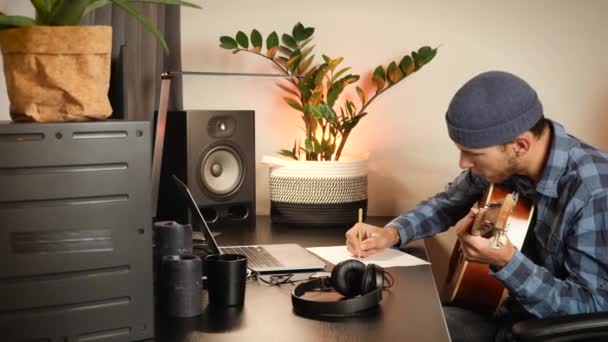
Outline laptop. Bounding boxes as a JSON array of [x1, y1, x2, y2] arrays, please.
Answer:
[[172, 175, 326, 273]]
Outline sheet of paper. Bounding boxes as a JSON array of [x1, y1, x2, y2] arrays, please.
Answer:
[[307, 246, 430, 268]]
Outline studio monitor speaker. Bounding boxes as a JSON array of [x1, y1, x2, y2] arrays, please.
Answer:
[[156, 110, 255, 227]]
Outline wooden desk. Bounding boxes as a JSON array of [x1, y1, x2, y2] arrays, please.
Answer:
[[154, 216, 450, 341]]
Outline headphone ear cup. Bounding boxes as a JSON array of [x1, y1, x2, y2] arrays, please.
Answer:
[[370, 264, 385, 291], [360, 264, 377, 294], [331, 259, 366, 297]]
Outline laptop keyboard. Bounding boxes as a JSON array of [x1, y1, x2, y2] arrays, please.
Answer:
[[220, 246, 283, 268]]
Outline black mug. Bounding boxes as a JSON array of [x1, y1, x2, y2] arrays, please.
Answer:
[[204, 254, 247, 307]]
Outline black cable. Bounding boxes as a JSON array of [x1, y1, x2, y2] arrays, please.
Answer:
[[383, 271, 395, 288], [192, 245, 215, 256], [256, 272, 325, 287]]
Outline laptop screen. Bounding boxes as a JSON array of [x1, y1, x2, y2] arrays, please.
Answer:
[[172, 175, 222, 254]]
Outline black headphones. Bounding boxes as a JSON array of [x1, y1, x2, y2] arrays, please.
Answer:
[[291, 259, 390, 318]]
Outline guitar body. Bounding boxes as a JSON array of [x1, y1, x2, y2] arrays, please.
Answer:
[[443, 185, 534, 313]]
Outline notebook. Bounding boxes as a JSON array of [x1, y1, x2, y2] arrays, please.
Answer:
[[172, 175, 326, 273]]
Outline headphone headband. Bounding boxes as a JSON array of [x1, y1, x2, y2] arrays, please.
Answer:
[[291, 277, 382, 318]]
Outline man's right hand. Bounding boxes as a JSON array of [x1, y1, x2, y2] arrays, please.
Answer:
[[345, 223, 401, 258]]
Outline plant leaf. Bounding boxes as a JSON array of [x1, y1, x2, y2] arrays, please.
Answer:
[[111, 0, 169, 52], [342, 74, 359, 85], [328, 57, 344, 70], [342, 113, 368, 132], [345, 100, 356, 117], [301, 27, 314, 40], [83, 0, 111, 18], [313, 64, 329, 86], [412, 51, 422, 71], [278, 149, 298, 160], [235, 31, 248, 49], [297, 79, 313, 101], [275, 56, 288, 67], [31, 0, 51, 23], [321, 104, 338, 124], [326, 74, 358, 107], [284, 97, 303, 111], [300, 44, 314, 59], [251, 29, 262, 51], [321, 139, 330, 153], [304, 138, 314, 153], [310, 104, 324, 120], [418, 46, 432, 57], [49, 0, 90, 25], [267, 46, 278, 58], [279, 46, 293, 57], [298, 54, 314, 74], [312, 136, 321, 154], [266, 31, 279, 50], [372, 66, 386, 93], [286, 50, 302, 73], [48, 0, 63, 15], [219, 36, 238, 49], [31, 0, 49, 12], [387, 61, 404, 85], [276, 83, 299, 98], [356, 86, 367, 106], [416, 46, 437, 67], [292, 23, 314, 42], [129, 0, 201, 8], [281, 33, 297, 49], [399, 55, 414, 76], [333, 67, 351, 81], [0, 15, 36, 28], [292, 22, 306, 41], [299, 37, 314, 50]]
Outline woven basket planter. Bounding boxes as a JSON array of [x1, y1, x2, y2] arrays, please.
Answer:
[[0, 26, 113, 122], [264, 156, 368, 227]]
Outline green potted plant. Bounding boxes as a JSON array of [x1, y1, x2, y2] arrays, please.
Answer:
[[0, 0, 201, 122], [219, 23, 437, 226]]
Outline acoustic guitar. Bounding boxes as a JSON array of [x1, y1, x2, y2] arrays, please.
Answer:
[[443, 184, 534, 314]]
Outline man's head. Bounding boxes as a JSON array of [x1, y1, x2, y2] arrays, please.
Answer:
[[445, 71, 547, 182]]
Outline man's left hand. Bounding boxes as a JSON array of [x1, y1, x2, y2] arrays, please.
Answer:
[[454, 208, 516, 268]]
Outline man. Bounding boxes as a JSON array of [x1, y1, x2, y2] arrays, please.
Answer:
[[345, 71, 608, 341]]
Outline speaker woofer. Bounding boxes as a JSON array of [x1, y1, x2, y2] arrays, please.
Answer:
[[199, 145, 244, 197], [157, 110, 255, 227]]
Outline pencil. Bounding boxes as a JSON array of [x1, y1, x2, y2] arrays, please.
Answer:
[[358, 208, 363, 258]]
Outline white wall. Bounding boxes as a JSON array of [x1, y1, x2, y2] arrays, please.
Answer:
[[182, 0, 608, 217], [1, 0, 605, 291], [182, 0, 608, 291], [0, 1, 34, 120]]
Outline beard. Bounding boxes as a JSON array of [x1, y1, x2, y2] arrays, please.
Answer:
[[474, 155, 520, 184]]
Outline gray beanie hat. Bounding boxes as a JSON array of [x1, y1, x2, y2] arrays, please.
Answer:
[[445, 71, 543, 148]]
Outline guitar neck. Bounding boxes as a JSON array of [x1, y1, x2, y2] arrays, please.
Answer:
[[494, 192, 518, 231]]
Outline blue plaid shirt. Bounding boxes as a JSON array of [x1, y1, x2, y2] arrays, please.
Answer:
[[387, 121, 608, 340]]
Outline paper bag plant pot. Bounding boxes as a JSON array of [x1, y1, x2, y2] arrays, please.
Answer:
[[0, 26, 112, 122]]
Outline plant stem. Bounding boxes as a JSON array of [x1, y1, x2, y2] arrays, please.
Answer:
[[334, 131, 350, 161], [240, 49, 298, 87], [240, 48, 317, 159], [334, 82, 398, 160], [359, 83, 391, 115]]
